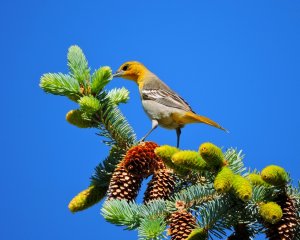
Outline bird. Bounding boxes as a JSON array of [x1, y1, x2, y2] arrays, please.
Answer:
[[113, 61, 227, 147]]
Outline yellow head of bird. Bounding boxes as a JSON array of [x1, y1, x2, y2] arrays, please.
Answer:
[[113, 61, 148, 82]]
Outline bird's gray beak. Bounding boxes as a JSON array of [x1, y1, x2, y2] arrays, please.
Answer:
[[112, 70, 124, 78]]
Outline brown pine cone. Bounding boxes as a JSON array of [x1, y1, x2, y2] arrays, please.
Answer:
[[169, 208, 197, 240], [143, 168, 176, 203], [107, 165, 143, 201], [122, 141, 165, 178], [265, 194, 299, 240]]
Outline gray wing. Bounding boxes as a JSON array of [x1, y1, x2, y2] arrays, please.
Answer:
[[141, 88, 195, 113]]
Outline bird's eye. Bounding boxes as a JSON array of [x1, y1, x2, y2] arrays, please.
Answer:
[[122, 65, 129, 71]]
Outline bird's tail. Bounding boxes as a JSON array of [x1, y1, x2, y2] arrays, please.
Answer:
[[183, 112, 228, 132]]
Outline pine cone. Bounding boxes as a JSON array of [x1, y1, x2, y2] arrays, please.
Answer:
[[107, 165, 142, 201], [232, 175, 253, 201], [265, 194, 298, 240], [122, 141, 164, 178], [199, 142, 225, 168], [68, 185, 106, 212], [214, 167, 234, 193], [66, 109, 93, 128], [143, 168, 176, 203], [169, 209, 197, 240]]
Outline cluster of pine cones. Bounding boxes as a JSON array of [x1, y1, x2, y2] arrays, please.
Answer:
[[107, 141, 176, 203], [107, 142, 203, 240], [106, 141, 299, 240]]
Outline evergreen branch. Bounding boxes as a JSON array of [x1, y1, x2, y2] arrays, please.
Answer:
[[78, 95, 101, 120], [138, 216, 166, 240], [90, 93, 136, 188], [107, 87, 130, 105], [225, 201, 260, 229], [171, 183, 216, 209], [221, 197, 262, 239], [67, 45, 90, 84], [250, 185, 278, 203], [101, 199, 141, 230], [91, 66, 112, 95], [40, 73, 81, 98], [195, 195, 235, 239], [197, 195, 231, 227], [96, 92, 136, 149], [224, 148, 245, 175], [41, 45, 300, 240], [91, 145, 124, 187], [139, 200, 168, 218]]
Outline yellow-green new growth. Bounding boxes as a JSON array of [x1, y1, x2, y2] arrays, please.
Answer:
[[187, 228, 207, 240], [214, 167, 235, 193], [259, 202, 283, 224], [154, 145, 179, 168], [232, 175, 253, 201], [78, 95, 101, 114], [154, 145, 188, 174], [91, 66, 112, 94], [66, 109, 93, 128], [261, 165, 288, 186], [247, 173, 269, 187], [171, 150, 208, 171], [199, 142, 224, 168], [68, 185, 106, 213]]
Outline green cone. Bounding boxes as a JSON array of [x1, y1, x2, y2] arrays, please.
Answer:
[[78, 95, 101, 115], [187, 228, 207, 240], [214, 167, 234, 193], [199, 142, 224, 168], [172, 150, 208, 171], [261, 165, 288, 186], [232, 175, 253, 201], [154, 145, 188, 174], [259, 202, 283, 224], [66, 109, 93, 128], [68, 185, 106, 213], [247, 173, 269, 187]]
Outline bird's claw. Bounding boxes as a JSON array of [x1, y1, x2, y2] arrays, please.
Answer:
[[137, 137, 146, 144]]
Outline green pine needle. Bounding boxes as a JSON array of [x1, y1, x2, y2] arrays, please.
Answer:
[[91, 66, 112, 94], [224, 148, 245, 174], [67, 45, 90, 84], [101, 199, 140, 230], [172, 184, 216, 209], [98, 92, 136, 148], [40, 73, 81, 97], [91, 145, 124, 187], [78, 95, 101, 119], [107, 87, 130, 105], [139, 200, 167, 219], [138, 216, 166, 240], [197, 196, 231, 238]]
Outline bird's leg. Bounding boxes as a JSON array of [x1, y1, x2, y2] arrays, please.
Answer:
[[176, 128, 181, 148], [140, 119, 158, 142]]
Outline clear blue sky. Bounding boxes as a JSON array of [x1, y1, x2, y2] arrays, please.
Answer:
[[1, 1, 300, 239]]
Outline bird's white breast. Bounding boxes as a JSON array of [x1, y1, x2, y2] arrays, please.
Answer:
[[141, 100, 185, 129]]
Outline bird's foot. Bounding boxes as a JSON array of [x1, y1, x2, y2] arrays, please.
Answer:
[[137, 137, 146, 144]]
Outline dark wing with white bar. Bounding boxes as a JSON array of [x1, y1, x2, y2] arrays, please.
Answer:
[[142, 89, 195, 113]]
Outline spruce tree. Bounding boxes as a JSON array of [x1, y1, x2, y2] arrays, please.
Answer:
[[40, 45, 300, 240]]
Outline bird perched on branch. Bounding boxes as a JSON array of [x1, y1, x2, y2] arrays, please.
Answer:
[[113, 61, 227, 147]]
